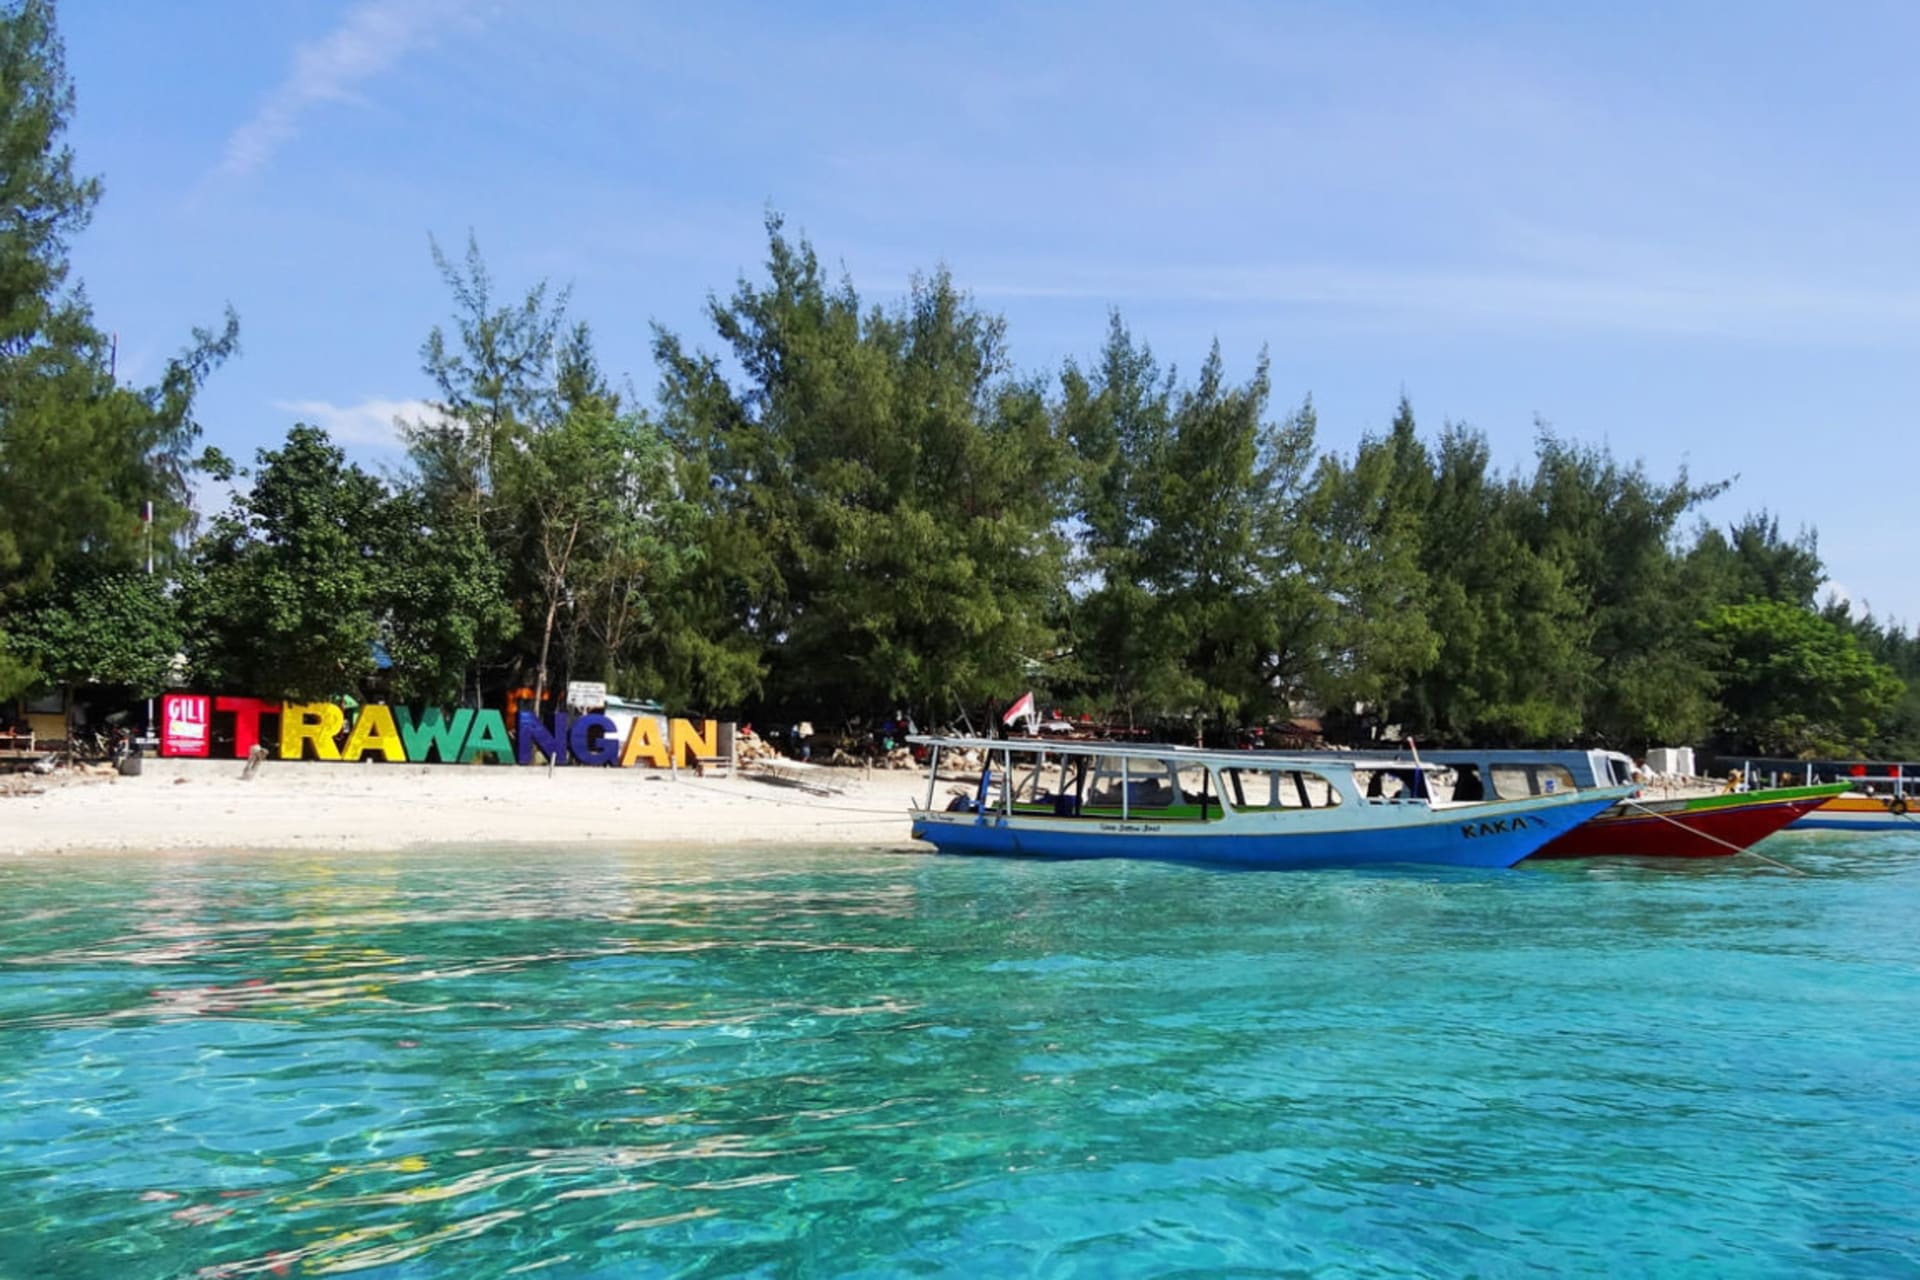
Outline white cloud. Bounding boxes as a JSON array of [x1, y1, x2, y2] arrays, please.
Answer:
[[274, 397, 441, 449], [219, 0, 471, 178]]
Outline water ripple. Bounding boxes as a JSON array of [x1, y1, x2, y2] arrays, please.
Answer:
[[0, 844, 1915, 1276]]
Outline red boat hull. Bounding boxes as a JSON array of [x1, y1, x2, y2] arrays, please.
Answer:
[[1527, 792, 1835, 859]]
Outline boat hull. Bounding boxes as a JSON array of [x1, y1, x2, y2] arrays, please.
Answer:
[[909, 791, 1625, 871], [1526, 785, 1845, 859], [1792, 793, 1920, 832]]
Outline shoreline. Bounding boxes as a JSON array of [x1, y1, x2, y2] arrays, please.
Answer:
[[3, 757, 929, 856]]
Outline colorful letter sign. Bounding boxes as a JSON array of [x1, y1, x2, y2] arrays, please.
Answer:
[[156, 694, 727, 771]]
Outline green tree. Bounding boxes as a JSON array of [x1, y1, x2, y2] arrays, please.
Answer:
[[1521, 430, 1727, 747], [0, 309, 237, 589], [405, 233, 567, 519], [1839, 608, 1920, 756], [1398, 426, 1591, 744], [1056, 314, 1183, 725], [377, 489, 515, 706], [402, 249, 690, 708], [1701, 598, 1905, 756], [7, 568, 180, 711], [506, 349, 683, 710], [1141, 357, 1317, 732], [0, 0, 95, 358], [0, 0, 236, 700], [652, 216, 1069, 720], [181, 426, 386, 701], [1296, 397, 1437, 718]]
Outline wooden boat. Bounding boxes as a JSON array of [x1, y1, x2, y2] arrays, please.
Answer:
[[1721, 759, 1919, 833], [1792, 791, 1920, 832], [1372, 748, 1847, 858], [1526, 784, 1847, 857], [906, 736, 1631, 870]]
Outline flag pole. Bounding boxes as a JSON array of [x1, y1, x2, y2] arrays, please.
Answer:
[[144, 498, 155, 746]]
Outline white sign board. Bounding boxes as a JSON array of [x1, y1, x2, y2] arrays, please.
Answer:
[[566, 681, 608, 711]]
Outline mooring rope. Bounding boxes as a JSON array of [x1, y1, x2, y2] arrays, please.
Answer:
[[1619, 797, 1806, 875]]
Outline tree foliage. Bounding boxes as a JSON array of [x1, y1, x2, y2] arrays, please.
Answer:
[[7, 568, 179, 697], [651, 216, 1070, 719], [377, 488, 515, 707], [0, 0, 95, 357], [1701, 599, 1905, 756], [180, 426, 388, 701], [395, 246, 687, 708], [1295, 397, 1437, 714], [0, 0, 235, 706]]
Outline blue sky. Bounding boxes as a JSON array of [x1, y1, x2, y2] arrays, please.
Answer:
[[55, 1, 1920, 625]]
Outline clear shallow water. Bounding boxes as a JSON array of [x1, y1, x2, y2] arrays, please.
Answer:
[[1, 836, 1917, 1279]]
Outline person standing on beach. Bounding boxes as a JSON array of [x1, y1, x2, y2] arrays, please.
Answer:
[[798, 721, 814, 762]]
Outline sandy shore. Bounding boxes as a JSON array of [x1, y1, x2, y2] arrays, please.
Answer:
[[1, 756, 935, 855]]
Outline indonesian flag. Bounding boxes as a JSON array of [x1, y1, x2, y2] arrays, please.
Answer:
[[1002, 691, 1036, 727]]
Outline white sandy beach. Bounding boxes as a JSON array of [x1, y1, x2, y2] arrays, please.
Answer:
[[1, 756, 934, 855]]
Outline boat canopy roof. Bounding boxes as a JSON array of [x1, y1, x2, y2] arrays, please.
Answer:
[[907, 734, 1447, 773]]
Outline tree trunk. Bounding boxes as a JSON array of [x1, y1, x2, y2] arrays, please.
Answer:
[[531, 517, 583, 720], [533, 594, 560, 720]]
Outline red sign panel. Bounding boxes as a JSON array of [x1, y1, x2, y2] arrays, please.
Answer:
[[161, 693, 211, 757]]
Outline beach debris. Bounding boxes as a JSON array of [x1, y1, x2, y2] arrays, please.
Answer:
[[732, 730, 785, 767]]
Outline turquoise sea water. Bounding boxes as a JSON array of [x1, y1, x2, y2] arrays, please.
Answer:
[[1, 835, 1917, 1279]]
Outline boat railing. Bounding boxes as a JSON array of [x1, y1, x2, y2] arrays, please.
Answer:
[[1730, 757, 1912, 798]]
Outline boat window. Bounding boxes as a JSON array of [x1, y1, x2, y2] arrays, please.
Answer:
[[1174, 763, 1223, 819], [1220, 766, 1341, 810], [1121, 759, 1180, 810], [1354, 768, 1425, 801], [999, 749, 1086, 815], [1008, 753, 1052, 803], [1489, 764, 1578, 799], [1449, 764, 1487, 802], [1085, 756, 1132, 809]]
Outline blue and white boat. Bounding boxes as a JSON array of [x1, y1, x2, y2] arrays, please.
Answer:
[[907, 735, 1633, 870]]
